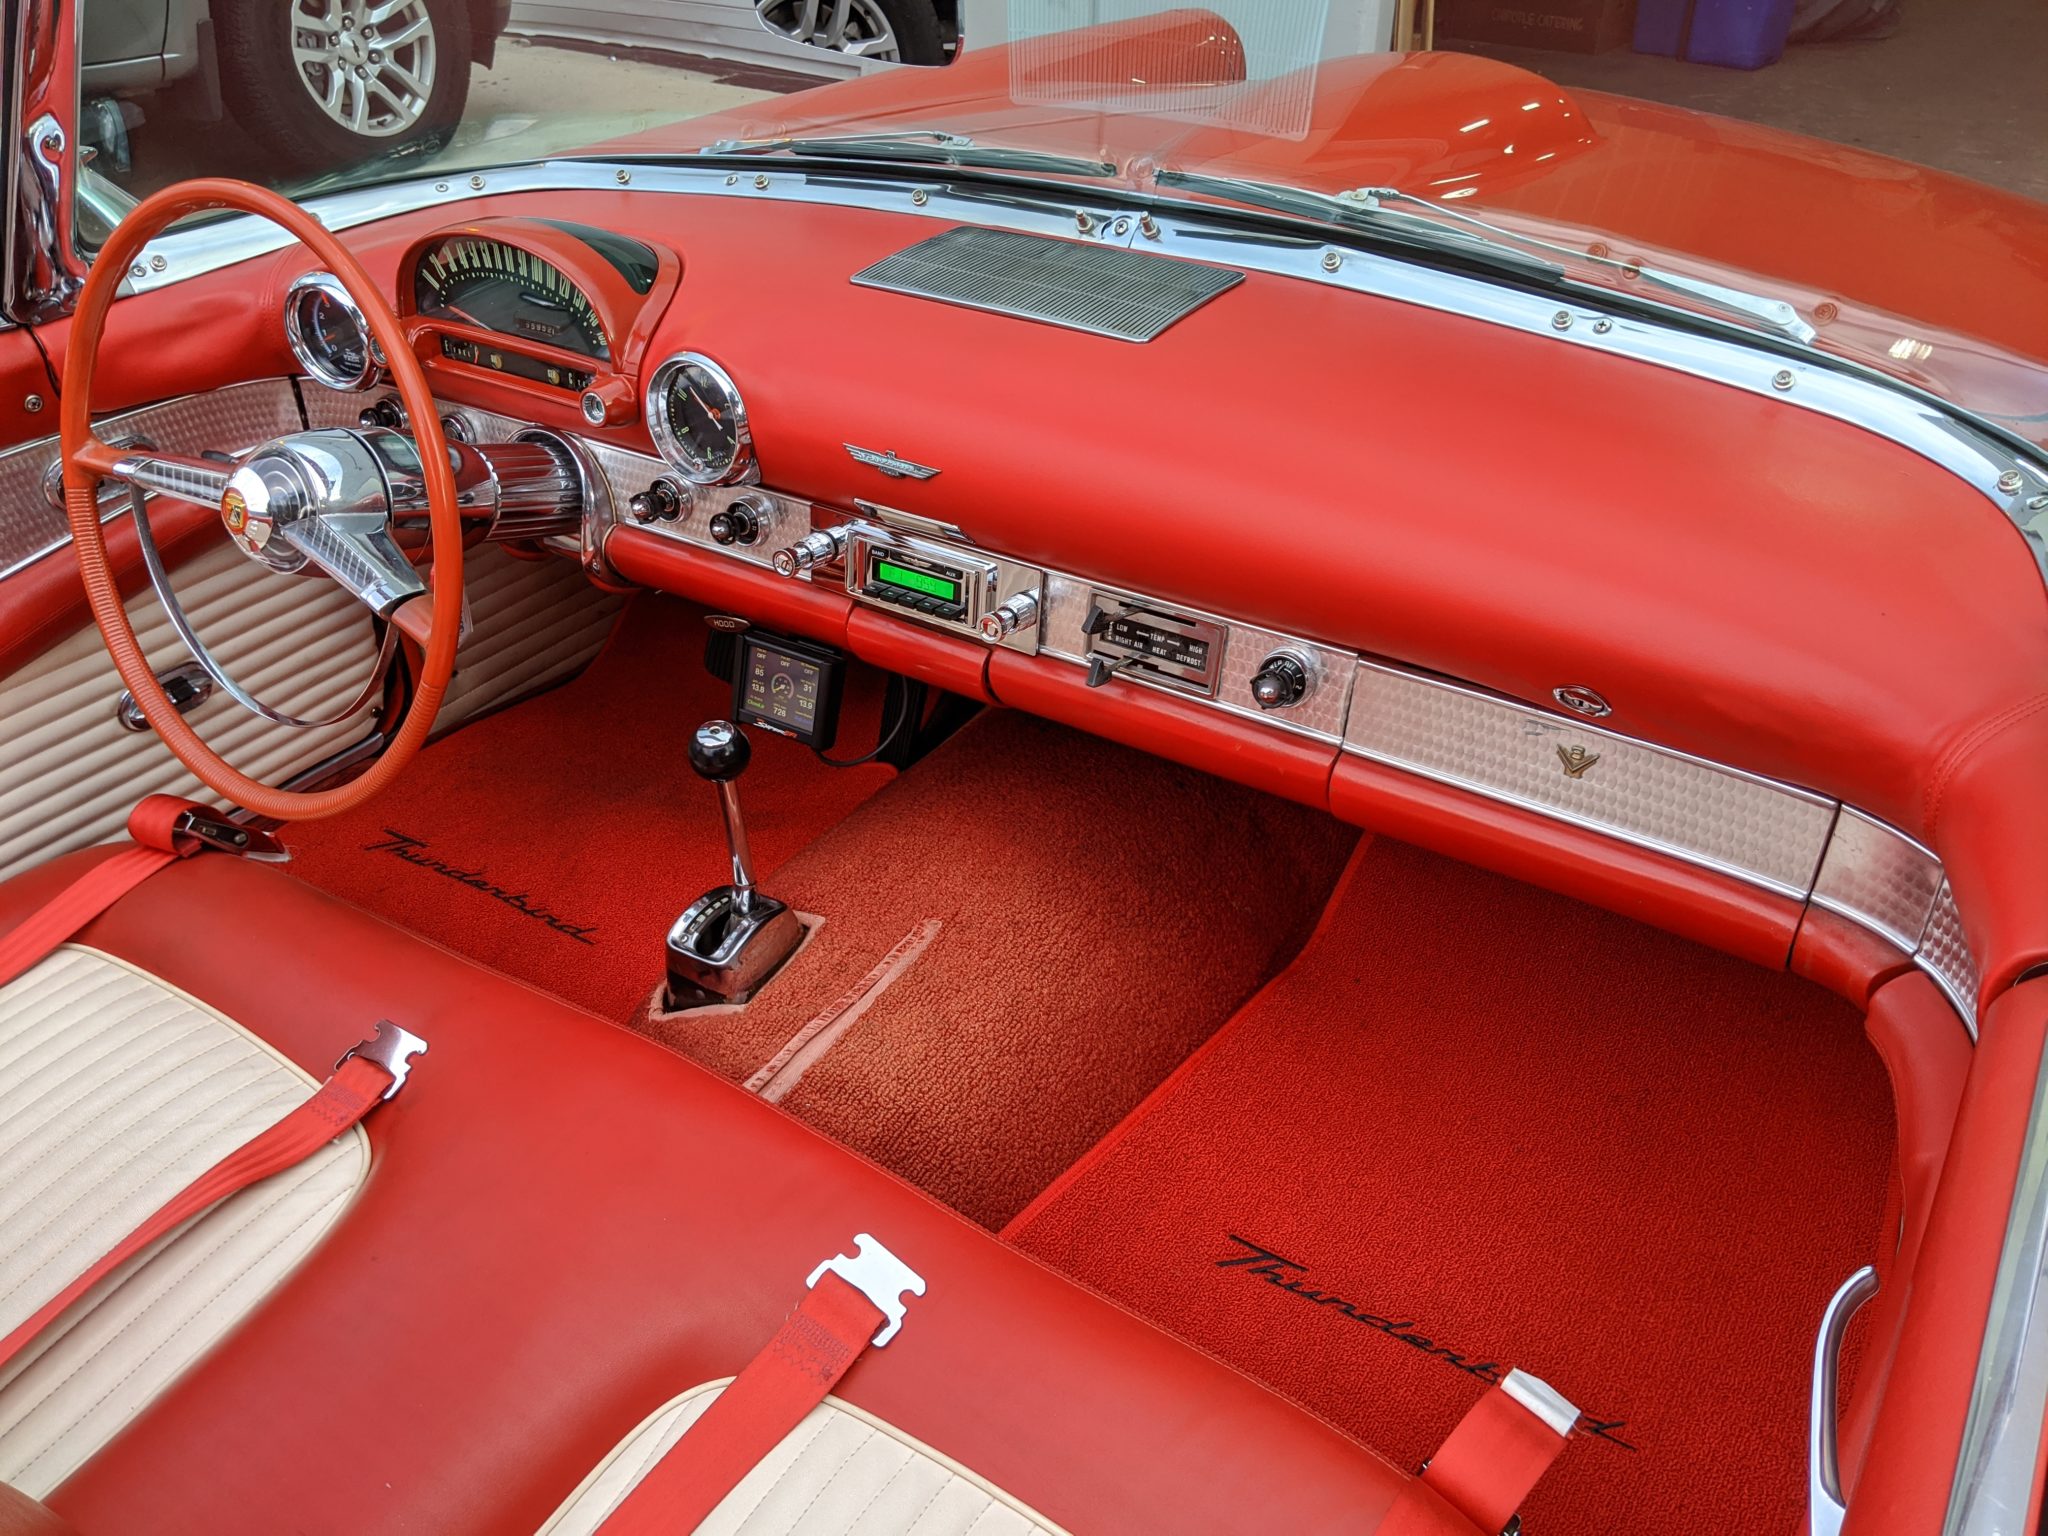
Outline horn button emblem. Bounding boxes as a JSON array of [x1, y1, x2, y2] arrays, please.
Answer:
[[221, 458, 312, 574]]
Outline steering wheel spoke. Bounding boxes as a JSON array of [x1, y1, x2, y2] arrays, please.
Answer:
[[280, 510, 428, 615], [107, 449, 236, 507]]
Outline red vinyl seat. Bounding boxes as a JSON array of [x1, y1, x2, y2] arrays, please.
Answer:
[[0, 847, 1481, 1536]]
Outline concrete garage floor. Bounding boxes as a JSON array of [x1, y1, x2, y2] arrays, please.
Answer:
[[1447, 0, 2047, 203]]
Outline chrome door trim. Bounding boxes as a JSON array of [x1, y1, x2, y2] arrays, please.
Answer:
[[109, 157, 2048, 586], [1945, 1013, 2048, 1536]]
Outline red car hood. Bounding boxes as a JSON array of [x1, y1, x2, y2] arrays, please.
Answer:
[[630, 16, 2048, 442]]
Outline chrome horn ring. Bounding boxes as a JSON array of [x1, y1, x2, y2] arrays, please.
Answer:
[[120, 451, 401, 731]]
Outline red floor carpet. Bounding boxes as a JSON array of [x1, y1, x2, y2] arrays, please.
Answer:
[[1006, 837, 1896, 1536], [284, 596, 896, 1020], [633, 709, 1359, 1228]]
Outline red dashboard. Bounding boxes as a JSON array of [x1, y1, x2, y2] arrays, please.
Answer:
[[24, 182, 2048, 1012]]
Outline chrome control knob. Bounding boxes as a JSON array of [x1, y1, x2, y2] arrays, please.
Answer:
[[1250, 650, 1312, 710], [358, 398, 406, 431], [629, 478, 686, 524], [979, 592, 1041, 643], [773, 526, 848, 577], [709, 495, 769, 547]]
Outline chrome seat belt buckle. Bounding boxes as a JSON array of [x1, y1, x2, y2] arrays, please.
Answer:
[[336, 1020, 430, 1101], [174, 808, 289, 862], [807, 1233, 926, 1346]]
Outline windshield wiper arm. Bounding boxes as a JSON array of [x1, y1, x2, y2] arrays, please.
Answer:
[[701, 131, 1117, 178], [1338, 184, 1816, 343], [1157, 170, 1815, 344], [1156, 169, 1565, 283]]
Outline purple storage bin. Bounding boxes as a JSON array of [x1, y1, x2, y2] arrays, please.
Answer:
[[1634, 0, 1797, 68]]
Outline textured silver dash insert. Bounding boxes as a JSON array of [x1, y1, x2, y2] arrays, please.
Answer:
[[852, 227, 1242, 341]]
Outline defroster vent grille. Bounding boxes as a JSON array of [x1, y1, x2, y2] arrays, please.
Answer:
[[851, 226, 1243, 342]]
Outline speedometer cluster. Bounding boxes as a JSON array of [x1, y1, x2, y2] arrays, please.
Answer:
[[414, 236, 611, 361], [397, 217, 679, 427]]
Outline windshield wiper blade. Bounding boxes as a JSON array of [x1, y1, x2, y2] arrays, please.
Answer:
[[701, 131, 1117, 178], [1158, 170, 1815, 344]]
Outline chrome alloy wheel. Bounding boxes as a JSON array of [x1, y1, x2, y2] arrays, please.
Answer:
[[756, 0, 903, 60], [290, 0, 440, 138]]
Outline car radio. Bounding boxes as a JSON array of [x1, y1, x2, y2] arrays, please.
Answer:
[[772, 511, 1047, 653], [852, 533, 990, 627]]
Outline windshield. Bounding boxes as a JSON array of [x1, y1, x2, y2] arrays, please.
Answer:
[[71, 0, 2048, 440]]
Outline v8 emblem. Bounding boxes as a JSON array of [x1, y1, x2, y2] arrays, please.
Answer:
[[1557, 743, 1601, 779]]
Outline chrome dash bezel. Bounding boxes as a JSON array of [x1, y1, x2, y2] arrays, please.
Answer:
[[283, 270, 381, 393], [645, 351, 756, 487]]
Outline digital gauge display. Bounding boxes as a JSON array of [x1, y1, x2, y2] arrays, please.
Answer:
[[413, 236, 609, 360]]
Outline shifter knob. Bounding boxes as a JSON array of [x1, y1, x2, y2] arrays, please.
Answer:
[[689, 720, 751, 782]]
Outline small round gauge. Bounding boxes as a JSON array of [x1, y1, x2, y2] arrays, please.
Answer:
[[284, 271, 382, 392], [647, 352, 753, 487]]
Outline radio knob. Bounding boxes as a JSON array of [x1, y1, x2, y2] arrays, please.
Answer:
[[1250, 650, 1312, 710], [979, 592, 1041, 643], [772, 526, 848, 577], [709, 496, 768, 546]]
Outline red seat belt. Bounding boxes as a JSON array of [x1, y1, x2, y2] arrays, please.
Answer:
[[0, 797, 425, 1375], [1407, 1368, 1580, 1535], [0, 796, 212, 988], [598, 1234, 926, 1536]]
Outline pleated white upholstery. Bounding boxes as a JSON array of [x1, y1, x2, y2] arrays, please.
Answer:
[[0, 947, 369, 1495], [542, 1382, 1067, 1536], [436, 545, 624, 731], [0, 541, 382, 882]]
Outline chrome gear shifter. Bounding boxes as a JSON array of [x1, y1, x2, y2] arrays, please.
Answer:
[[692, 721, 758, 913], [662, 721, 803, 1010]]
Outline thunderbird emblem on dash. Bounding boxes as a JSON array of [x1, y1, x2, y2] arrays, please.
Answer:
[[845, 444, 940, 480]]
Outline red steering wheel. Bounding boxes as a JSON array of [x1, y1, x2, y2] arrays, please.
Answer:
[[62, 178, 463, 822]]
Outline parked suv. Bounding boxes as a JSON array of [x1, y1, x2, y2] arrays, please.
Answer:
[[82, 0, 511, 173]]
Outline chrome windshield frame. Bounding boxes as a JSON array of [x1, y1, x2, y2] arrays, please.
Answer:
[[2, 0, 86, 324]]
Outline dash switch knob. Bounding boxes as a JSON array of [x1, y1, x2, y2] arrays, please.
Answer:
[[979, 592, 1040, 644], [1250, 650, 1312, 711], [772, 526, 849, 577]]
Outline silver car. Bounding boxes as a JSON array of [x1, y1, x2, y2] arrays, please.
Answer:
[[82, 0, 513, 172]]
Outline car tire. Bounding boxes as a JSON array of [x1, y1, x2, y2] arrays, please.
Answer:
[[875, 0, 944, 65], [214, 0, 474, 175], [758, 0, 944, 65]]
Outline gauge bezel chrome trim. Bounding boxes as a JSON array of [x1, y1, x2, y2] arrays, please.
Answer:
[[283, 270, 382, 393], [645, 350, 756, 487]]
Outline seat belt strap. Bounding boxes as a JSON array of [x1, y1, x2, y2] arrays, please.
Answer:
[[598, 1234, 925, 1536], [0, 1019, 425, 1375], [0, 795, 282, 989], [1420, 1369, 1580, 1535]]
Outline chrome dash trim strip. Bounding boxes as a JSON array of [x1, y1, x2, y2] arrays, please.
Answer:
[[1919, 879, 1982, 1026], [1339, 657, 1983, 1033], [115, 158, 2048, 585], [1811, 807, 1946, 954], [1341, 658, 1836, 898], [1944, 1013, 2048, 1536], [0, 378, 303, 580]]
